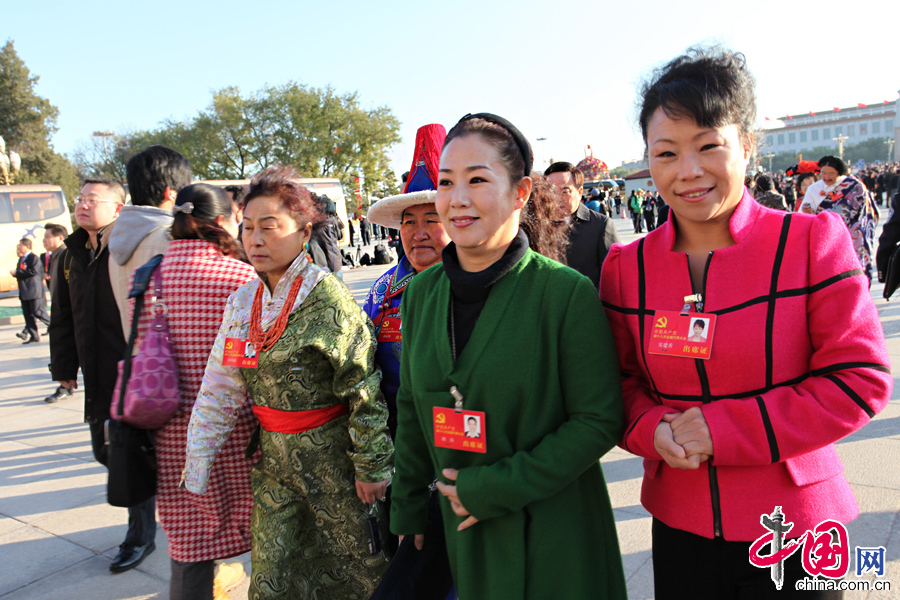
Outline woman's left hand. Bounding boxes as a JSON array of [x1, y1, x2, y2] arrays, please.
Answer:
[[356, 478, 390, 505], [436, 468, 479, 531]]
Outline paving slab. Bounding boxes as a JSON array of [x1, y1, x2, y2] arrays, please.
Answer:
[[837, 436, 900, 491], [28, 495, 133, 555], [0, 555, 166, 600], [0, 524, 95, 595], [0, 462, 108, 524]]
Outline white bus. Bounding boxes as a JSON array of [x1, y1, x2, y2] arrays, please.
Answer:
[[0, 185, 72, 292]]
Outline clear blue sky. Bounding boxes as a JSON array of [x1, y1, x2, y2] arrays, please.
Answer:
[[5, 0, 899, 178]]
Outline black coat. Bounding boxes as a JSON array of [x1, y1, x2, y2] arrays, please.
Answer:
[[565, 203, 622, 289], [49, 225, 126, 424], [14, 252, 44, 301], [876, 192, 900, 282], [309, 215, 344, 274]]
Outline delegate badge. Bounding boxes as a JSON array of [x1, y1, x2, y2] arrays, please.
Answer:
[[377, 310, 402, 343], [433, 407, 486, 453], [223, 337, 259, 368], [648, 310, 716, 360]]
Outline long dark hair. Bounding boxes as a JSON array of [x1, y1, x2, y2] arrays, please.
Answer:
[[171, 183, 244, 260], [443, 116, 570, 264]]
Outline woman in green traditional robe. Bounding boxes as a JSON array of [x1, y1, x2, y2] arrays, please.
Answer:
[[184, 166, 394, 600], [390, 113, 627, 600]]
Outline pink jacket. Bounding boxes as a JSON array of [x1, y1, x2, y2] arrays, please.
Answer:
[[600, 192, 892, 541]]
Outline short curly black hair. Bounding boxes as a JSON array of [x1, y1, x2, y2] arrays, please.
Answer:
[[638, 46, 757, 146]]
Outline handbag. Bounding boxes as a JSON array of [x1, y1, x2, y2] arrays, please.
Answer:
[[111, 256, 180, 429], [884, 244, 900, 300], [106, 418, 157, 507]]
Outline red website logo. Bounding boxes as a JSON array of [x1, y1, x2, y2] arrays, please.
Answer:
[[749, 507, 849, 589]]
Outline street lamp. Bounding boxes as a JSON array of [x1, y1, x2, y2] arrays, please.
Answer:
[[93, 130, 115, 168], [763, 152, 775, 173], [536, 137, 547, 171], [833, 134, 849, 161], [0, 136, 22, 185], [887, 139, 895, 162]]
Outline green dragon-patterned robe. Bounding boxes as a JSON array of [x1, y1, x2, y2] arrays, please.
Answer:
[[185, 252, 394, 600]]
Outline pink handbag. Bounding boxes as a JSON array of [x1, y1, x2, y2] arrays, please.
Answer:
[[111, 261, 179, 429]]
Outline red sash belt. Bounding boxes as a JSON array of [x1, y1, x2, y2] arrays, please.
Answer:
[[252, 403, 349, 434]]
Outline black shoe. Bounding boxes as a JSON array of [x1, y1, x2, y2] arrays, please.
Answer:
[[15, 331, 27, 340], [44, 386, 73, 403], [22, 338, 39, 344], [110, 542, 156, 574]]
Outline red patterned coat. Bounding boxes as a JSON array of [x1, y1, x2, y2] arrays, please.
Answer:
[[132, 239, 258, 562]]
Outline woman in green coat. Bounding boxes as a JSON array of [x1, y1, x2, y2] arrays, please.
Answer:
[[390, 113, 627, 600]]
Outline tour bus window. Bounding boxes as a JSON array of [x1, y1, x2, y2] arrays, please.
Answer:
[[2, 192, 66, 223]]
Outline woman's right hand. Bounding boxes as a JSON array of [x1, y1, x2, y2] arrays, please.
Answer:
[[398, 534, 425, 550]]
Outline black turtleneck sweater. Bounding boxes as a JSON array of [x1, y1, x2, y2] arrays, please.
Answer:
[[442, 229, 529, 360]]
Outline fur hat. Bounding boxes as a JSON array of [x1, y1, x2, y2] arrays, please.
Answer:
[[367, 124, 446, 228], [818, 155, 849, 176]]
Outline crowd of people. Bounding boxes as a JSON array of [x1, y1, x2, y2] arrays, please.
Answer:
[[13, 44, 895, 600]]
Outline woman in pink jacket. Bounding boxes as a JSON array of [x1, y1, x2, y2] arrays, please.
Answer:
[[600, 47, 892, 599]]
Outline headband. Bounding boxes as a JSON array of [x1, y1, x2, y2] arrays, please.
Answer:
[[457, 112, 533, 176]]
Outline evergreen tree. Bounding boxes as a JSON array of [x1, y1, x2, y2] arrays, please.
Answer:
[[0, 40, 80, 208]]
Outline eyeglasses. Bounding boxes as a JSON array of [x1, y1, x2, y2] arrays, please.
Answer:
[[75, 196, 121, 207]]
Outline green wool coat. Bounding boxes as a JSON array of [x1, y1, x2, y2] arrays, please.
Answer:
[[391, 249, 627, 600]]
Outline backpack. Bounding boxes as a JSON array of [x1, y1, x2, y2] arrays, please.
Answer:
[[374, 244, 391, 265]]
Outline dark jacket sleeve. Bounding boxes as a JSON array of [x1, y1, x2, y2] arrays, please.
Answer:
[[13, 253, 40, 279], [599, 216, 621, 271], [876, 192, 900, 282], [49, 249, 79, 382]]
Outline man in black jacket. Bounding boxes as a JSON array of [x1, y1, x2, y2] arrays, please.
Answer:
[[49, 177, 157, 573], [545, 162, 621, 290], [11, 237, 47, 343]]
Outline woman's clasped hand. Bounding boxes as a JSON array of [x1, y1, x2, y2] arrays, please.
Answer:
[[653, 408, 712, 469]]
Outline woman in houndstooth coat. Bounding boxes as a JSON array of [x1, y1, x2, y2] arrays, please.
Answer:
[[132, 183, 257, 599]]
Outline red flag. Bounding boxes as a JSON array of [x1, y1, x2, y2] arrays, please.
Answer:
[[834, 107, 841, 112], [764, 117, 771, 121], [810, 111, 816, 116], [885, 100, 890, 105], [857, 103, 867, 108], [786, 114, 793, 120]]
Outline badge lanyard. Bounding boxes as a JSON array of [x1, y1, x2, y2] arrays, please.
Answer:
[[434, 295, 486, 453]]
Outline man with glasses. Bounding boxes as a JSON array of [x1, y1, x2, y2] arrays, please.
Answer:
[[49, 177, 158, 573], [108, 145, 191, 340]]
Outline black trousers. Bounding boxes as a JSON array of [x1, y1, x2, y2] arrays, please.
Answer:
[[653, 519, 842, 599], [88, 421, 157, 547], [632, 212, 643, 233], [20, 298, 44, 340], [170, 558, 215, 600], [370, 491, 455, 600]]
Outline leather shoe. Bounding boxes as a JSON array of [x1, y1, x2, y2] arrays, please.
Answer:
[[15, 331, 27, 340], [44, 386, 73, 403], [22, 338, 39, 344], [110, 541, 155, 574]]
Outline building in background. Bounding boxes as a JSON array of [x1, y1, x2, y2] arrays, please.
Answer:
[[763, 92, 897, 159]]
